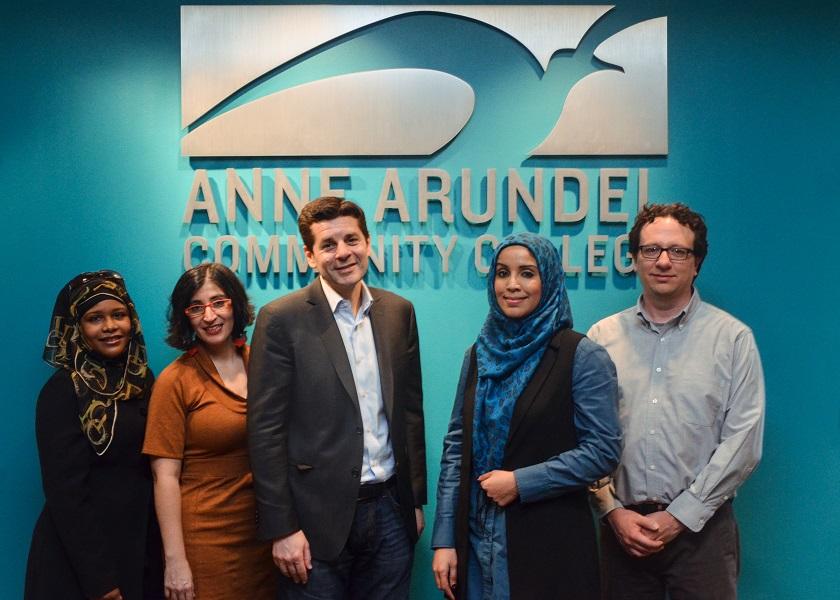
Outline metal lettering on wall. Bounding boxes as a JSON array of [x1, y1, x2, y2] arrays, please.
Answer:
[[180, 5, 668, 157]]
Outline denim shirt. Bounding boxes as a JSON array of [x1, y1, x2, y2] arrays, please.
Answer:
[[431, 336, 622, 549]]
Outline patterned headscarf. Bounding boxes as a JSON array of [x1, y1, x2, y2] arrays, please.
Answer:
[[43, 270, 151, 455], [472, 233, 572, 477]]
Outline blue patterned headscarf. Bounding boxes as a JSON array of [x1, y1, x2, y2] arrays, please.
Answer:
[[472, 233, 572, 477]]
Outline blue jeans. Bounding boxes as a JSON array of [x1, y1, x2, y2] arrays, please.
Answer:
[[278, 487, 413, 600]]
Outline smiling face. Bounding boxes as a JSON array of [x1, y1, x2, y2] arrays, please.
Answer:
[[634, 216, 698, 310], [305, 215, 370, 299], [79, 299, 132, 359], [188, 280, 234, 350], [493, 245, 542, 319]]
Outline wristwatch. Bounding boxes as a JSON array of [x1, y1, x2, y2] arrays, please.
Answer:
[[588, 476, 611, 493]]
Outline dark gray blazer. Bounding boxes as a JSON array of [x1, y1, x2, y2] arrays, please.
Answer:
[[247, 279, 426, 560]]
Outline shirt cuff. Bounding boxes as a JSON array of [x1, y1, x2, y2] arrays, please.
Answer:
[[513, 465, 547, 504], [667, 490, 716, 533], [430, 516, 456, 549]]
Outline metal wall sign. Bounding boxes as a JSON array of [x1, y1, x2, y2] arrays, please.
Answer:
[[180, 5, 670, 278], [180, 5, 667, 157]]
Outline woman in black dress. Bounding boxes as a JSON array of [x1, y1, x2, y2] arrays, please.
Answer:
[[25, 271, 160, 600]]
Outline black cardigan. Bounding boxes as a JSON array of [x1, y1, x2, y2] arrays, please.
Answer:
[[455, 329, 600, 600]]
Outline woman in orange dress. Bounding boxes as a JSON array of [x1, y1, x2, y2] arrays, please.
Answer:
[[143, 263, 274, 600]]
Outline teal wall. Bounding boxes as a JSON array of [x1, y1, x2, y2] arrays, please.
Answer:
[[3, 1, 838, 598]]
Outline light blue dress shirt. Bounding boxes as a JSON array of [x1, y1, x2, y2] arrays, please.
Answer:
[[588, 291, 765, 532], [321, 278, 395, 484]]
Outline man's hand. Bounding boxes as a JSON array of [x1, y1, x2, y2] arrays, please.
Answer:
[[415, 507, 425, 538], [477, 470, 519, 507], [607, 508, 665, 558], [273, 530, 312, 584], [432, 548, 458, 600], [647, 511, 686, 544]]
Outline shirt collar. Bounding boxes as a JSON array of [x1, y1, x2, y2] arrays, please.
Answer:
[[636, 288, 702, 329], [319, 277, 373, 316]]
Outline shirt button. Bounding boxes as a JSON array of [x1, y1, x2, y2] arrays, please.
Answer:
[[652, 398, 658, 404], [660, 337, 665, 342], [655, 367, 662, 373], [649, 465, 656, 470], [649, 429, 656, 435]]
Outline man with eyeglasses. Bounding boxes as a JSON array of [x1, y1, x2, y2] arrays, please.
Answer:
[[588, 203, 765, 599]]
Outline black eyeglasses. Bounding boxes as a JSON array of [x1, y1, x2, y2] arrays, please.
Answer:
[[184, 298, 233, 318], [638, 245, 695, 262]]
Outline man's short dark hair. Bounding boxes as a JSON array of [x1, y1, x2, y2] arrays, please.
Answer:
[[628, 203, 708, 272], [298, 196, 369, 250], [166, 262, 255, 350]]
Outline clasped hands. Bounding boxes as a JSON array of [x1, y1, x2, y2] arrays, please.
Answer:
[[607, 507, 685, 558]]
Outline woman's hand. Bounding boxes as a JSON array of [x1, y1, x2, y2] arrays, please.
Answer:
[[164, 556, 195, 600], [94, 588, 123, 600], [477, 470, 519, 506], [432, 548, 458, 600]]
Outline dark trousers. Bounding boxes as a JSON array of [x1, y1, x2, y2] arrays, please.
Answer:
[[278, 486, 413, 600], [601, 502, 739, 600]]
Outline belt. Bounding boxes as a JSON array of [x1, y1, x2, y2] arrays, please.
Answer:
[[357, 476, 396, 502], [625, 497, 733, 516], [624, 502, 668, 515]]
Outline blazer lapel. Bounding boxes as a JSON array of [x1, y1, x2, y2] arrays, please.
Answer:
[[305, 280, 360, 411], [369, 290, 394, 420]]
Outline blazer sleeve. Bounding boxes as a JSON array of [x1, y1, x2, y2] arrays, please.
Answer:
[[35, 372, 119, 599], [247, 304, 301, 541], [404, 302, 427, 506]]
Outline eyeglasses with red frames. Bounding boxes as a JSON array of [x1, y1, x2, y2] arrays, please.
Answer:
[[184, 298, 233, 318]]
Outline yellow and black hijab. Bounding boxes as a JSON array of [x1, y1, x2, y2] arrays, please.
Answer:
[[43, 270, 151, 455]]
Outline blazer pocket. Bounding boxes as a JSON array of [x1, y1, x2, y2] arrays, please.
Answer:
[[294, 464, 314, 472]]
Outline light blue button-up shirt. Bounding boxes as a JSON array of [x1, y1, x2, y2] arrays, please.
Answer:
[[321, 278, 395, 484], [588, 291, 765, 532]]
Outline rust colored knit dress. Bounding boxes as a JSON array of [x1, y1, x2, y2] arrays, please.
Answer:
[[143, 345, 274, 600]]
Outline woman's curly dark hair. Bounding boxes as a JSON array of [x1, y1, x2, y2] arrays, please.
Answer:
[[165, 263, 255, 350]]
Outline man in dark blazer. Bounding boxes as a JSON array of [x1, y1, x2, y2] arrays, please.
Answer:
[[247, 196, 427, 600]]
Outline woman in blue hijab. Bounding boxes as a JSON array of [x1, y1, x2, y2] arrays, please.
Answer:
[[431, 233, 621, 599]]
